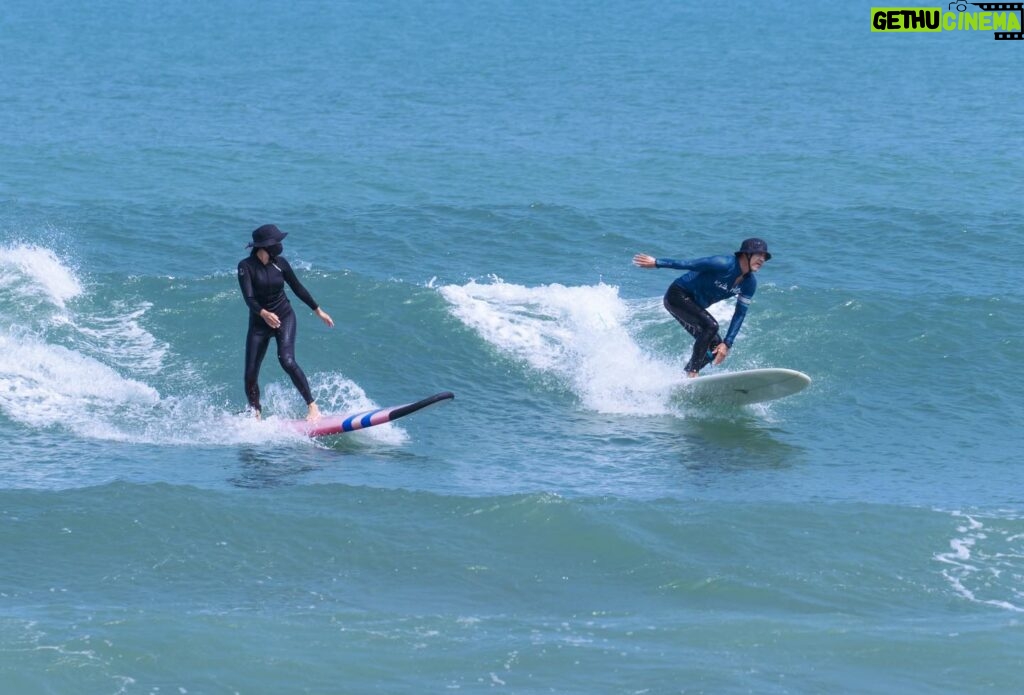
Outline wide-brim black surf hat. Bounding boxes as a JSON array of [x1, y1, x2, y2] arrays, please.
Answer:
[[735, 237, 771, 260], [247, 224, 289, 248]]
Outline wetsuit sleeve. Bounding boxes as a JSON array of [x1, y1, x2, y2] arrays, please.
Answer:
[[723, 301, 748, 347], [654, 255, 732, 273], [723, 276, 757, 347], [237, 260, 264, 316], [278, 258, 320, 312]]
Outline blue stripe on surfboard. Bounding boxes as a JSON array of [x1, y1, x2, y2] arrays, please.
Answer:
[[342, 408, 385, 432], [360, 409, 384, 428]]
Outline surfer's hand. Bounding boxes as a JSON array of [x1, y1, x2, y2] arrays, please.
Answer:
[[315, 308, 334, 328], [260, 309, 281, 329], [712, 343, 728, 365], [633, 253, 656, 268]]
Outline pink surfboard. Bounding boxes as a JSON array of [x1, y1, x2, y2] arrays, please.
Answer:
[[284, 391, 454, 438]]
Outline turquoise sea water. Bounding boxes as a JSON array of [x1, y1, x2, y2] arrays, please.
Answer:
[[2, 1, 1023, 692]]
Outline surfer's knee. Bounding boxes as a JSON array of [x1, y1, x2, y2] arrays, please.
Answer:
[[699, 322, 718, 341]]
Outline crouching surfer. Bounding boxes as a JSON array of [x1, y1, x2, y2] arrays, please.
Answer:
[[632, 238, 771, 378]]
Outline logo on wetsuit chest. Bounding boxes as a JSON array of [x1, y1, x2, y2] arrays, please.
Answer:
[[714, 280, 742, 296]]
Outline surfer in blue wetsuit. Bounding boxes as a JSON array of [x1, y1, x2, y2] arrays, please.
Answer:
[[633, 238, 771, 378], [238, 224, 334, 420]]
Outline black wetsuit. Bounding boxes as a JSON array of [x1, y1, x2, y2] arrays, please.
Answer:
[[237, 254, 320, 412]]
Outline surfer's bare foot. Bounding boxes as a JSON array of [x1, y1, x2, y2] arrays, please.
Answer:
[[686, 371, 699, 379], [306, 402, 321, 421]]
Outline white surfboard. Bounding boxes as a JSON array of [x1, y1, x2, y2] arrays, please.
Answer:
[[673, 368, 811, 406]]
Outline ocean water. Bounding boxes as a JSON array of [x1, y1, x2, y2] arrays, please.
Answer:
[[2, 1, 1023, 692]]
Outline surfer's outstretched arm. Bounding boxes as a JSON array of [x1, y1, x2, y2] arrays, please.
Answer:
[[633, 254, 727, 273]]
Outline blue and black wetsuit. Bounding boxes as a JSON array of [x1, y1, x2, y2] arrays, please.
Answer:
[[237, 254, 320, 413], [654, 254, 757, 373]]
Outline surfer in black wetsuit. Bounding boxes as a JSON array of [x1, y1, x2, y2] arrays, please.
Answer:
[[237, 224, 334, 420]]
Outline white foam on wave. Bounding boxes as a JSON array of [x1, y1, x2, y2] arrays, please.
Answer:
[[0, 243, 83, 311], [67, 300, 169, 376], [1, 243, 169, 376], [0, 326, 405, 447], [0, 244, 82, 309], [934, 511, 1024, 613], [0, 329, 160, 439], [0, 243, 401, 448], [438, 277, 717, 415]]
